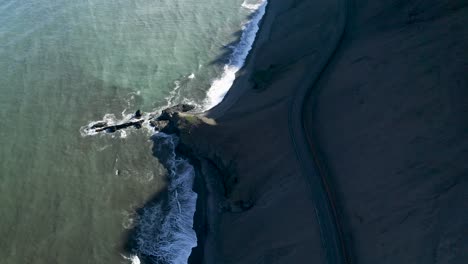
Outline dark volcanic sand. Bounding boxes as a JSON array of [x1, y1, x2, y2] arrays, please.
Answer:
[[184, 0, 468, 263]]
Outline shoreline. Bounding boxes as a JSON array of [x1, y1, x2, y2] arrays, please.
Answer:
[[181, 0, 346, 262], [178, 0, 468, 263], [206, 0, 273, 118], [188, 2, 274, 262], [188, 1, 273, 263]]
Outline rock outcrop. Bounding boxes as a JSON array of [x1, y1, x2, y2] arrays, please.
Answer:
[[85, 104, 196, 135], [158, 104, 195, 121], [95, 120, 143, 133]]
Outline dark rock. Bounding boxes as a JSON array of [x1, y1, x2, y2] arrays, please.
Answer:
[[134, 122, 142, 129], [134, 109, 142, 119], [90, 121, 107, 129], [104, 126, 117, 133], [159, 118, 180, 135], [95, 120, 144, 133], [158, 104, 195, 121], [150, 120, 170, 131], [181, 104, 195, 112]]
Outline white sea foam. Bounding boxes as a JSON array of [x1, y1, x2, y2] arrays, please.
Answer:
[[166, 80, 182, 108], [132, 133, 198, 264], [162, 74, 204, 113], [80, 113, 118, 136], [122, 254, 141, 264], [81, 2, 268, 263], [97, 145, 111, 152], [241, 0, 264, 10], [127, 3, 270, 254], [121, 210, 136, 230], [120, 130, 128, 139], [203, 0, 268, 110], [79, 111, 144, 137]]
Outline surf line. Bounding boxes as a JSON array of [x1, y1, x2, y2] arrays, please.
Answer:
[[80, 1, 270, 263], [203, 0, 268, 110], [126, 1, 270, 264]]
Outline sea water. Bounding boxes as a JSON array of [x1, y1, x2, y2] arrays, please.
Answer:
[[0, 0, 266, 263]]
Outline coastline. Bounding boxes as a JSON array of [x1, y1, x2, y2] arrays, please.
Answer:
[[182, 0, 468, 263], [189, 1, 275, 263], [186, 0, 284, 262], [181, 0, 346, 262], [188, 1, 274, 262]]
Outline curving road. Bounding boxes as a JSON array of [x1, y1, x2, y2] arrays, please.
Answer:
[[287, 0, 350, 263]]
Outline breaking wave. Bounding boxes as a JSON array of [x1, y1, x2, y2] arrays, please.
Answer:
[[79, 73, 202, 138], [126, 2, 269, 263], [241, 0, 264, 10], [81, 2, 269, 263], [203, 0, 268, 109], [122, 254, 141, 264], [130, 133, 198, 264]]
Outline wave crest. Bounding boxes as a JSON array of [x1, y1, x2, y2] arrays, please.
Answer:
[[131, 133, 198, 264], [203, 0, 268, 110]]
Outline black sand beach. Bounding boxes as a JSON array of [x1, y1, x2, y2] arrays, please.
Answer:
[[179, 0, 468, 263]]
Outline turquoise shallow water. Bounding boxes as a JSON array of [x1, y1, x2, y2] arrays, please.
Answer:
[[0, 0, 262, 263]]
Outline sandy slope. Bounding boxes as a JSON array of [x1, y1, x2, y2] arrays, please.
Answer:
[[183, 0, 344, 263], [183, 0, 468, 263], [305, 0, 468, 263]]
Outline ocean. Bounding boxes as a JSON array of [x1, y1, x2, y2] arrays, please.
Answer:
[[0, 0, 266, 263]]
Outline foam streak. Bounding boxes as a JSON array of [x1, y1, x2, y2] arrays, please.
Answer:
[[203, 0, 268, 110], [132, 133, 198, 264]]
